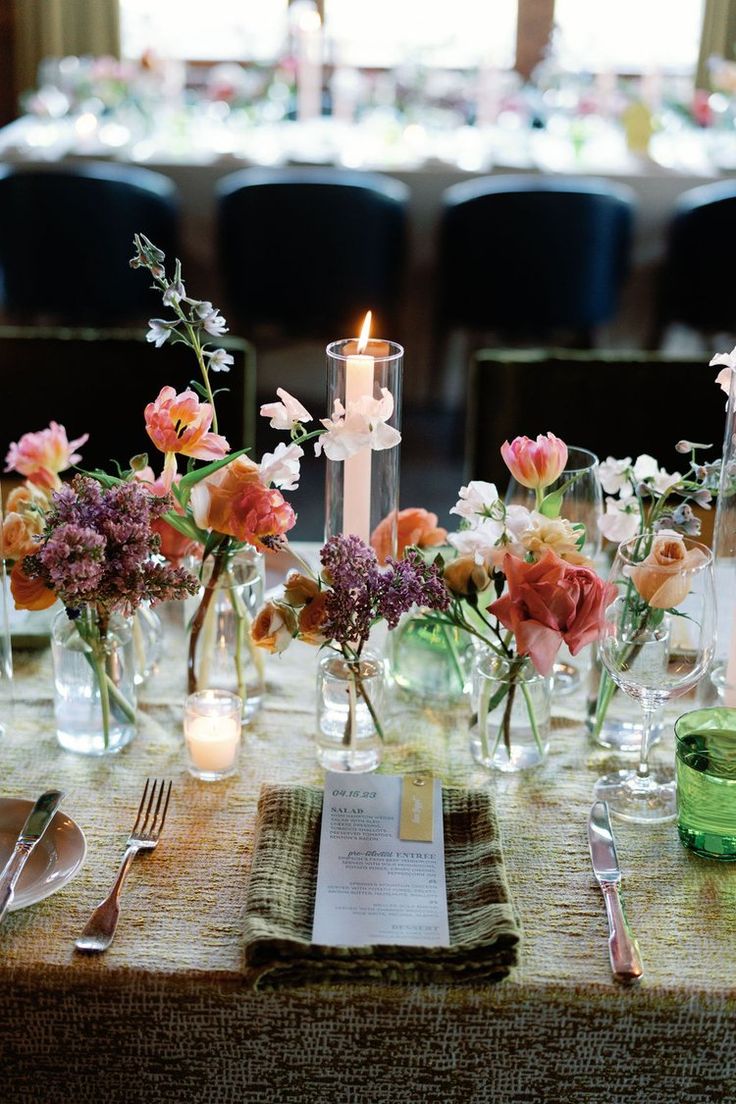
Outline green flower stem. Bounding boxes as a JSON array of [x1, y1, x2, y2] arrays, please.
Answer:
[[89, 644, 111, 751], [437, 620, 466, 692], [341, 646, 385, 744], [187, 547, 228, 694], [520, 677, 545, 756], [225, 560, 265, 704], [184, 321, 218, 433], [477, 675, 494, 760]]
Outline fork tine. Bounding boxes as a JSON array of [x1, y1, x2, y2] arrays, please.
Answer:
[[155, 781, 172, 837], [149, 779, 166, 833], [131, 778, 150, 835], [141, 778, 159, 834]]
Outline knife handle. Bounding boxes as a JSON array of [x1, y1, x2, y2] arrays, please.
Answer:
[[601, 881, 643, 983], [0, 842, 33, 923]]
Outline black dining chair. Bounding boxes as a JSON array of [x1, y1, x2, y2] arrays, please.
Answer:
[[655, 180, 736, 343], [465, 348, 721, 488], [0, 163, 179, 324], [215, 167, 409, 339], [438, 175, 635, 347], [0, 327, 256, 468]]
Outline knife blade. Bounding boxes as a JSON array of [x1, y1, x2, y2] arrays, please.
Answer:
[[0, 790, 64, 923], [587, 800, 643, 983]]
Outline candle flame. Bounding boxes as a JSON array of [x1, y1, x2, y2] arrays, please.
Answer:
[[357, 311, 372, 354]]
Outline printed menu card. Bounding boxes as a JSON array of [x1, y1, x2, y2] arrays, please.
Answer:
[[311, 772, 450, 947]]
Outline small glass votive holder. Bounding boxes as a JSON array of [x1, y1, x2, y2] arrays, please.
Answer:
[[183, 690, 243, 781], [675, 707, 736, 859]]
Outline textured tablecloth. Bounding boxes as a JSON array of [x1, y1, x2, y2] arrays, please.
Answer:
[[1, 587, 735, 1104]]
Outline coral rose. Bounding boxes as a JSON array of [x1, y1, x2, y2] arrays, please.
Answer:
[[443, 555, 491, 597], [629, 533, 709, 610], [5, 422, 88, 490], [190, 455, 296, 550], [500, 433, 568, 492], [250, 601, 296, 653], [371, 507, 447, 564], [488, 550, 616, 676], [298, 591, 330, 645], [10, 561, 56, 611]]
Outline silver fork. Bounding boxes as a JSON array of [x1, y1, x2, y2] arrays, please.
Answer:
[[75, 779, 172, 953]]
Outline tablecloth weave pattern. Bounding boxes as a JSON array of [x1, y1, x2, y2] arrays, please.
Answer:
[[244, 783, 520, 987]]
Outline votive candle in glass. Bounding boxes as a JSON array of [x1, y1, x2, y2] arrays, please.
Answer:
[[184, 689, 242, 781]]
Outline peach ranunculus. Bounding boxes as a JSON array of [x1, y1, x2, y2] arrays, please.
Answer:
[[10, 560, 56, 611], [250, 600, 297, 653], [1, 511, 44, 561], [629, 533, 709, 610], [297, 591, 330, 645], [488, 550, 616, 677], [190, 455, 296, 550], [283, 571, 321, 607], [4, 422, 88, 490], [144, 386, 230, 489], [371, 507, 448, 565], [519, 515, 591, 566], [500, 433, 568, 493]]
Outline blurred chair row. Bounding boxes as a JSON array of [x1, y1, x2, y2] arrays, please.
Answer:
[[1, 161, 735, 342]]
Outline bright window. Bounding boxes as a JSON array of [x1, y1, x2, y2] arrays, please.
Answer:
[[553, 0, 704, 74], [120, 0, 290, 63]]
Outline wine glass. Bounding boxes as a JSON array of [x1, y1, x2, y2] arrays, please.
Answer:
[[595, 532, 716, 824], [505, 446, 603, 691]]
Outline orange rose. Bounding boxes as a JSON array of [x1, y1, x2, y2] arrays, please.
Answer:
[[629, 534, 709, 610], [190, 455, 296, 550], [371, 507, 447, 564], [443, 555, 490, 597], [1, 512, 42, 560], [298, 592, 330, 645], [5, 482, 50, 515], [10, 561, 56, 611], [283, 571, 321, 607], [251, 601, 297, 653]]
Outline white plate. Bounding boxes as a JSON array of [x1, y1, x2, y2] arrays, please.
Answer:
[[0, 797, 87, 911]]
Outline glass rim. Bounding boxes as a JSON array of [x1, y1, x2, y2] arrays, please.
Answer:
[[326, 338, 404, 363], [185, 688, 243, 712], [560, 445, 600, 473], [675, 707, 736, 752], [616, 532, 713, 571]]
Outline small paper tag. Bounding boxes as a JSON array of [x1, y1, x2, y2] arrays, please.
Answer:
[[399, 773, 434, 842]]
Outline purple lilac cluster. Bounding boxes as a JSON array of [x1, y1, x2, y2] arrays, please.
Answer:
[[24, 476, 198, 617], [320, 535, 449, 651]]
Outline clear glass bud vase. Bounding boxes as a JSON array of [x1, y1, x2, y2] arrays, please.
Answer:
[[186, 547, 265, 720], [470, 651, 551, 772], [316, 648, 384, 772], [51, 607, 137, 755], [388, 609, 474, 703], [132, 603, 163, 686]]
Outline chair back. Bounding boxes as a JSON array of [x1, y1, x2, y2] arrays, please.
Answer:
[[0, 164, 178, 323], [439, 176, 635, 339], [0, 327, 254, 470], [216, 167, 408, 337], [660, 180, 736, 334], [467, 349, 721, 487]]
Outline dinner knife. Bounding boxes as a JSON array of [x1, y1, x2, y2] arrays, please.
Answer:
[[587, 800, 643, 983], [0, 790, 64, 923]]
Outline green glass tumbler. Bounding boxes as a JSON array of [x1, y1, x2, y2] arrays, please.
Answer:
[[675, 708, 736, 860]]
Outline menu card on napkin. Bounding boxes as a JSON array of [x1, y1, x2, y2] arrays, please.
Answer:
[[311, 772, 450, 948]]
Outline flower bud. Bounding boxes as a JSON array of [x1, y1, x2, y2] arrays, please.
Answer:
[[675, 440, 692, 454], [129, 453, 149, 472], [443, 555, 490, 597], [298, 591, 330, 645]]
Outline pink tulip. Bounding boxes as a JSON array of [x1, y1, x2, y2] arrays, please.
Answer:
[[5, 421, 88, 490], [144, 386, 230, 489], [500, 433, 568, 493]]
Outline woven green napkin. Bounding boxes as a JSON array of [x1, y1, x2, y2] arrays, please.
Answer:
[[243, 783, 520, 989]]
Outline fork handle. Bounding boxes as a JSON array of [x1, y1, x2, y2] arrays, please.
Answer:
[[75, 844, 140, 953]]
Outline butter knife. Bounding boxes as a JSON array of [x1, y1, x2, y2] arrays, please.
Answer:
[[587, 800, 643, 983], [0, 790, 64, 922]]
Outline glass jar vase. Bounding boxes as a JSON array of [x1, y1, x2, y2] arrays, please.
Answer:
[[470, 651, 551, 772], [316, 648, 384, 772], [131, 602, 163, 686], [388, 609, 474, 703], [186, 547, 265, 720], [51, 607, 137, 755]]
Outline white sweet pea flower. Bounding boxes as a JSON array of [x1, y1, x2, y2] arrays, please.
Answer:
[[207, 348, 234, 373], [260, 388, 313, 431], [632, 454, 659, 482], [448, 518, 506, 564], [315, 388, 401, 461], [598, 496, 640, 544], [711, 346, 736, 396], [450, 481, 500, 525], [146, 319, 175, 348], [650, 467, 683, 494], [259, 442, 303, 491], [599, 456, 633, 496]]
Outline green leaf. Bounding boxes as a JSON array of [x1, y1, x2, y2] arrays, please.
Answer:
[[539, 490, 563, 518], [161, 510, 207, 544], [75, 467, 125, 488], [189, 380, 210, 400], [177, 447, 251, 499]]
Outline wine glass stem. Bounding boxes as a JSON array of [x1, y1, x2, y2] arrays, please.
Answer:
[[637, 703, 656, 779]]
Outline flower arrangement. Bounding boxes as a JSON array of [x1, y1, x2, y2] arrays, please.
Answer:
[[251, 535, 449, 745]]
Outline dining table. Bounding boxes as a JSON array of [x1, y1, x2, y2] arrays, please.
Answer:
[[1, 550, 735, 1104]]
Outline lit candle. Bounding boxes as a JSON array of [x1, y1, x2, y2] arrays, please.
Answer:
[[343, 311, 374, 543], [184, 690, 242, 781]]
